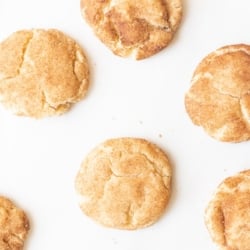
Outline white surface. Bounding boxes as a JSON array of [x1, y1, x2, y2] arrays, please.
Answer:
[[0, 0, 250, 249]]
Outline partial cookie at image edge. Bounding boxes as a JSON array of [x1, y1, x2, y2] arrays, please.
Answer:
[[205, 170, 250, 250], [0, 196, 30, 250], [80, 0, 182, 60], [185, 44, 250, 142]]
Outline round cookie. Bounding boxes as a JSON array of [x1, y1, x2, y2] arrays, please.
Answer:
[[0, 196, 29, 250], [0, 29, 89, 118], [205, 170, 250, 250], [185, 44, 250, 142], [75, 137, 172, 230], [80, 0, 182, 60]]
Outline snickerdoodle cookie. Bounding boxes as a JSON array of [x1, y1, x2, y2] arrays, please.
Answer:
[[75, 137, 172, 230], [0, 196, 29, 250], [185, 44, 250, 142], [80, 0, 182, 59], [0, 29, 89, 118], [205, 170, 250, 250]]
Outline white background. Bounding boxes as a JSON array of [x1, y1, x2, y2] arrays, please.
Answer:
[[0, 0, 250, 249]]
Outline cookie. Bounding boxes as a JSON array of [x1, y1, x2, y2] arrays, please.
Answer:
[[75, 137, 172, 230], [0, 29, 89, 118], [80, 0, 182, 60], [205, 170, 250, 250], [0, 196, 29, 250], [185, 44, 250, 142]]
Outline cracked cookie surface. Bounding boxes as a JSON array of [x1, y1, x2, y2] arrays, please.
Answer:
[[75, 137, 172, 230], [0, 29, 89, 118], [185, 44, 250, 142], [205, 170, 250, 250], [0, 196, 29, 250], [80, 0, 182, 59]]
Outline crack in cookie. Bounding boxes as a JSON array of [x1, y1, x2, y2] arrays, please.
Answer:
[[17, 33, 33, 76]]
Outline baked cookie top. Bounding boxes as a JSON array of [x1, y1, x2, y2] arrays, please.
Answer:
[[75, 137, 172, 230], [80, 0, 182, 59], [0, 29, 89, 118], [0, 196, 29, 250], [205, 170, 250, 250], [185, 44, 250, 142]]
